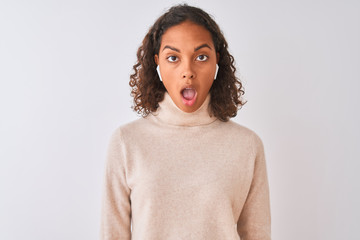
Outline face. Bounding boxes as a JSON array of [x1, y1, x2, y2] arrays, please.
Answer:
[[155, 20, 218, 113]]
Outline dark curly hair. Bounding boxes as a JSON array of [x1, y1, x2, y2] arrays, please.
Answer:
[[129, 4, 247, 121]]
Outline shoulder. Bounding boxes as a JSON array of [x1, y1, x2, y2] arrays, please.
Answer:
[[225, 120, 262, 138], [225, 120, 264, 151], [108, 117, 149, 142], [105, 119, 146, 170]]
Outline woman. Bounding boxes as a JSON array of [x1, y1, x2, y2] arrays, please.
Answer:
[[100, 4, 271, 240]]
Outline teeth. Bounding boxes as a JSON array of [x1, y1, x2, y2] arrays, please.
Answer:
[[181, 87, 193, 92]]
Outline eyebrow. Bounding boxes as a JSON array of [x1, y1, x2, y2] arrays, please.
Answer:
[[162, 45, 180, 52], [162, 43, 212, 52], [194, 43, 212, 51]]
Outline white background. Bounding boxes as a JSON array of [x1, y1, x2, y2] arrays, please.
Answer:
[[1, 0, 359, 239]]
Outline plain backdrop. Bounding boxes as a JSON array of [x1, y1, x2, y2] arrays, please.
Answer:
[[0, 0, 359, 239]]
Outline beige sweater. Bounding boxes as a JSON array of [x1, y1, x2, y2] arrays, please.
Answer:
[[100, 92, 271, 240]]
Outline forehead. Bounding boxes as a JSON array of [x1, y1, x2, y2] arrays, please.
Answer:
[[160, 21, 214, 49]]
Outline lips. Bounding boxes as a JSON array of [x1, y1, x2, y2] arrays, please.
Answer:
[[180, 87, 197, 106]]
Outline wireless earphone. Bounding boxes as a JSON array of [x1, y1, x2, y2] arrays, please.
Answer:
[[156, 65, 163, 82], [214, 64, 219, 80]]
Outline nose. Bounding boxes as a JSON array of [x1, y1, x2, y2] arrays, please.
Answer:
[[181, 63, 196, 80], [182, 72, 194, 79]]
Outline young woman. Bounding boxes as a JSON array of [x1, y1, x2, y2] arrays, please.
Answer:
[[100, 4, 271, 240]]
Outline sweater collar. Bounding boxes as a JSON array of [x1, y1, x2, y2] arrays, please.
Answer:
[[149, 92, 218, 127]]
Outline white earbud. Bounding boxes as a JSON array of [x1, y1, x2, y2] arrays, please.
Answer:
[[156, 65, 162, 82], [214, 64, 219, 80]]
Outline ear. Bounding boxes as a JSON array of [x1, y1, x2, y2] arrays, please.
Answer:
[[216, 52, 220, 64], [154, 54, 159, 65]]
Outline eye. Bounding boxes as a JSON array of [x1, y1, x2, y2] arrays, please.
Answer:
[[167, 56, 178, 62], [196, 54, 208, 62]]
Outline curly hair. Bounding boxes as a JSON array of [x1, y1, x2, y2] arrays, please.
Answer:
[[129, 4, 247, 121]]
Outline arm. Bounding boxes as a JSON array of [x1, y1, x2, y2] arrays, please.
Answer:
[[100, 128, 131, 240], [237, 133, 271, 240]]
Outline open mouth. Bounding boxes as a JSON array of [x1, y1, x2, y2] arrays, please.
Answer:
[[181, 87, 197, 106]]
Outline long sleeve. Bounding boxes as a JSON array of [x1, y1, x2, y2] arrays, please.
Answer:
[[100, 128, 132, 240], [237, 133, 271, 240]]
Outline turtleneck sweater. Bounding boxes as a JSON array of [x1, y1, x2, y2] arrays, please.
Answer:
[[100, 92, 271, 240]]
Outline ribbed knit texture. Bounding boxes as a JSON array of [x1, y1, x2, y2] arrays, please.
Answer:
[[100, 92, 271, 240]]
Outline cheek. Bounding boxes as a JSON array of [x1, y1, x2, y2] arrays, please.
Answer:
[[205, 79, 215, 90], [199, 67, 215, 82], [162, 72, 178, 87], [162, 75, 180, 93], [202, 71, 216, 90], [163, 68, 176, 78], [161, 63, 177, 77]]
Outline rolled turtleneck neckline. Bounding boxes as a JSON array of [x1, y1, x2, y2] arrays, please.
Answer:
[[149, 92, 218, 127]]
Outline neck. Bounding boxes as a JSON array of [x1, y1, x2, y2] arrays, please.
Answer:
[[149, 92, 218, 127]]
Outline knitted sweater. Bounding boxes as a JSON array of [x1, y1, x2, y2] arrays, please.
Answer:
[[100, 92, 271, 240]]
